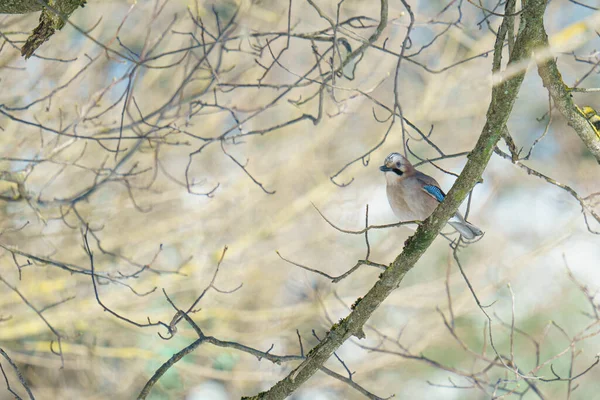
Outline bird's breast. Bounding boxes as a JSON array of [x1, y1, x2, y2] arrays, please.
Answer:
[[386, 182, 438, 221]]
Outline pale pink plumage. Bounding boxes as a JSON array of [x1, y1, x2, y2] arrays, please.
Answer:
[[380, 153, 482, 239]]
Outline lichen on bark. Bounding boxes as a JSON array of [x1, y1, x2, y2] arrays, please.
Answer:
[[244, 0, 548, 399], [0, 0, 86, 58]]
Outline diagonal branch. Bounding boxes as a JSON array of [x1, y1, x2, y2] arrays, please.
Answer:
[[531, 22, 600, 163], [241, 1, 548, 399], [0, 348, 35, 400]]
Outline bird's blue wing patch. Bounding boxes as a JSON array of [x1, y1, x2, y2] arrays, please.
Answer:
[[423, 185, 445, 202]]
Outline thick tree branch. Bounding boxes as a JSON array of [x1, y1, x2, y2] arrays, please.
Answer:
[[241, 1, 547, 399], [0, 0, 87, 58], [530, 22, 600, 163], [0, 0, 44, 13]]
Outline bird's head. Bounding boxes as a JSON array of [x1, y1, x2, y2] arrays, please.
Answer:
[[379, 152, 412, 177], [380, 153, 414, 184]]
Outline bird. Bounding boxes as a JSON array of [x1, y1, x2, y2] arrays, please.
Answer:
[[379, 152, 483, 240]]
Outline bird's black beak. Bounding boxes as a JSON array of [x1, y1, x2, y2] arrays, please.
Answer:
[[379, 165, 391, 172]]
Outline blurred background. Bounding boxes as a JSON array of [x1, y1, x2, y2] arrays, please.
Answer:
[[0, 0, 600, 399]]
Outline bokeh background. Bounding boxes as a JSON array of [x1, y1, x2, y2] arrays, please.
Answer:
[[1, 0, 600, 399]]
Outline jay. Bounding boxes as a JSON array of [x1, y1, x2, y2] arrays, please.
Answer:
[[380, 152, 483, 239]]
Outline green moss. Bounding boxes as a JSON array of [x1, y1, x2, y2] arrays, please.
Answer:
[[241, 391, 266, 400]]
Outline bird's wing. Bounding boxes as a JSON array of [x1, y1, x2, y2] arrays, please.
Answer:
[[415, 172, 446, 203], [422, 184, 445, 203]]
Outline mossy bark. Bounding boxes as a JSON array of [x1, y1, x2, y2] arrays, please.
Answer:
[[0, 0, 86, 58], [0, 0, 44, 13], [244, 0, 549, 399]]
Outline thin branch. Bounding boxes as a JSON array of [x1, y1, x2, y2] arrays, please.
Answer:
[[0, 348, 35, 400], [241, 1, 544, 397]]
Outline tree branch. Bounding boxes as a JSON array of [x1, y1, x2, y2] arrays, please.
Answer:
[[2, 0, 89, 59], [241, 0, 547, 398], [531, 19, 600, 163], [0, 0, 44, 13]]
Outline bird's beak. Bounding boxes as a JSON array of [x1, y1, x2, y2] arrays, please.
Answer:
[[379, 165, 391, 172]]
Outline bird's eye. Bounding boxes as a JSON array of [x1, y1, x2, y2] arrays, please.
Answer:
[[396, 162, 401, 168]]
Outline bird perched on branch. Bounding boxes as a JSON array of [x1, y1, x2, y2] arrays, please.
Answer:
[[380, 152, 483, 240]]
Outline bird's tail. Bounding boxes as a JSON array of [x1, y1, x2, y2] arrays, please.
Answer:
[[449, 214, 483, 240]]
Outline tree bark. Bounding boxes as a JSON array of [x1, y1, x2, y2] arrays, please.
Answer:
[[0, 0, 86, 58], [0, 0, 44, 14], [242, 0, 548, 398]]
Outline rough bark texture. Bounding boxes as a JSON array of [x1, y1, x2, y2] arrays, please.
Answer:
[[534, 54, 600, 163], [0, 0, 86, 58], [242, 0, 548, 399], [0, 0, 44, 13]]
